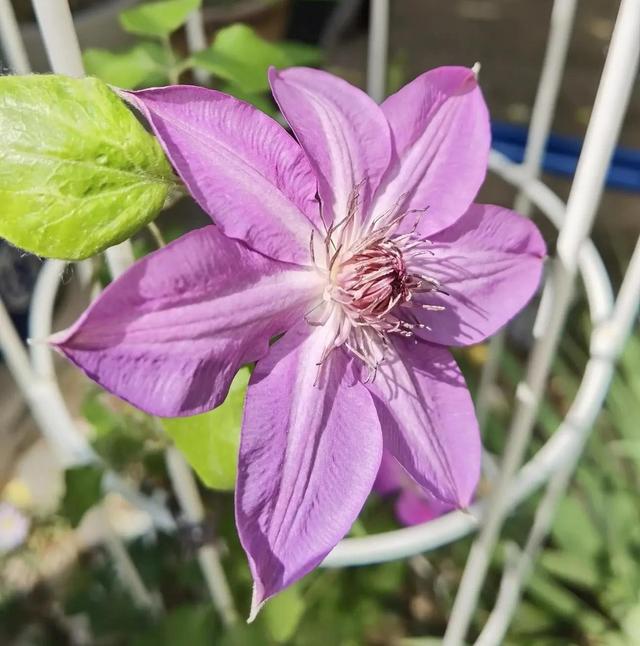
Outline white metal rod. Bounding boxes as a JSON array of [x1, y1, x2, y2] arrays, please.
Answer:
[[30, 0, 84, 77], [104, 241, 136, 279], [99, 505, 160, 613], [165, 447, 238, 626], [367, 0, 389, 102], [475, 0, 577, 427], [477, 236, 640, 645], [444, 2, 640, 643], [0, 296, 90, 465], [185, 8, 210, 86], [514, 0, 578, 216], [0, 0, 31, 73]]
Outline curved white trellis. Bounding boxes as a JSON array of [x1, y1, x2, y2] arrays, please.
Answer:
[[0, 0, 639, 643]]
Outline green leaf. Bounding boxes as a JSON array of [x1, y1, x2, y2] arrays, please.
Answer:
[[192, 23, 320, 94], [262, 585, 305, 644], [120, 0, 201, 38], [132, 605, 215, 646], [83, 42, 170, 89], [551, 497, 601, 558], [527, 570, 608, 633], [277, 41, 324, 67], [160, 368, 248, 490], [0, 75, 176, 260], [60, 464, 104, 527], [622, 604, 640, 641], [511, 601, 557, 635], [539, 550, 600, 589]]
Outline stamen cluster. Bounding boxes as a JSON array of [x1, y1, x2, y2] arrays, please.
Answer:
[[309, 187, 446, 375]]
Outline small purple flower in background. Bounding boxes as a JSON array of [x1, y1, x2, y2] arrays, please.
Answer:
[[51, 66, 545, 616], [374, 451, 454, 526], [0, 502, 30, 553]]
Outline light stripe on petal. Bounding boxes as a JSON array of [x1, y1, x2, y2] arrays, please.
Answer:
[[373, 67, 490, 236], [51, 226, 321, 417], [124, 85, 320, 265], [269, 67, 392, 228], [366, 339, 480, 508], [237, 322, 382, 618]]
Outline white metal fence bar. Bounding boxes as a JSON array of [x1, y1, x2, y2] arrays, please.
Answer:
[[475, 0, 578, 430], [165, 447, 238, 626], [367, 0, 389, 103], [477, 233, 640, 645], [444, 1, 640, 642], [514, 0, 577, 217], [31, 0, 83, 77], [186, 8, 210, 86], [0, 298, 84, 465], [0, 0, 31, 73]]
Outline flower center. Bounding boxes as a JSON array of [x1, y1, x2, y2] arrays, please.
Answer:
[[333, 237, 419, 328], [308, 187, 445, 377]]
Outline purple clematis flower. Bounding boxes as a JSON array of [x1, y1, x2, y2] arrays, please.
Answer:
[[374, 451, 454, 526], [51, 66, 545, 616]]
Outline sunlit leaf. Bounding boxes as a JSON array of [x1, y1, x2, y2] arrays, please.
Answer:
[[160, 368, 248, 490], [0, 75, 177, 259], [83, 42, 170, 89], [120, 0, 201, 38]]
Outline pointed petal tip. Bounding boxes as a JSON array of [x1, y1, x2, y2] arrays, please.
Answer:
[[46, 328, 71, 348], [248, 583, 267, 623]]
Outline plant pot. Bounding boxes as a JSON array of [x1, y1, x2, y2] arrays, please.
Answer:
[[18, 0, 138, 73]]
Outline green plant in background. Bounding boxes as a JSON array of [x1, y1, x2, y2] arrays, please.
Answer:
[[82, 0, 322, 114], [478, 316, 640, 646]]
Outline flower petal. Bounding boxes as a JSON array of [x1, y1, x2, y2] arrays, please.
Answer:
[[366, 339, 480, 508], [395, 489, 452, 526], [373, 67, 490, 236], [414, 203, 546, 346], [123, 85, 319, 265], [269, 67, 391, 226], [373, 450, 402, 495], [51, 226, 320, 417], [236, 323, 382, 618]]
